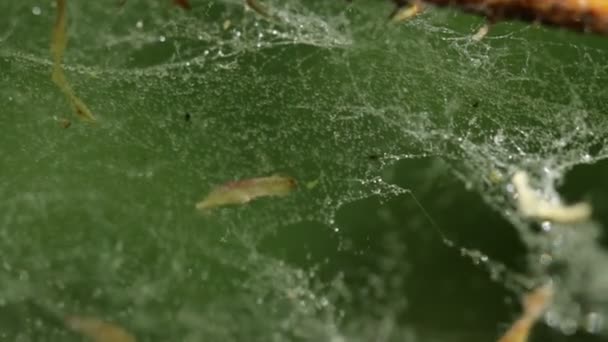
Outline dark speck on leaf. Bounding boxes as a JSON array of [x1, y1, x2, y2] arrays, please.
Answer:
[[472, 101, 480, 108], [184, 112, 191, 122], [367, 154, 381, 161], [60, 118, 71, 129]]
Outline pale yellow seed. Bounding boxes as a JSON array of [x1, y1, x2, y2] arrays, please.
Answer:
[[223, 19, 231, 30]]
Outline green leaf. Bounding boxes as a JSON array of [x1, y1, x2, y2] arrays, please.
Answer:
[[1, 1, 607, 341]]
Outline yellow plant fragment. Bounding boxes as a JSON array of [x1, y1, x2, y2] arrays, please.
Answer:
[[512, 171, 591, 224], [497, 284, 553, 342], [51, 0, 96, 122], [65, 315, 136, 342], [196, 175, 297, 210]]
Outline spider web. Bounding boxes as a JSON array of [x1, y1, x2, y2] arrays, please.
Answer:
[[0, 0, 607, 341]]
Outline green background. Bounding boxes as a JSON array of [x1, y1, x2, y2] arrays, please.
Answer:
[[1, 1, 607, 341]]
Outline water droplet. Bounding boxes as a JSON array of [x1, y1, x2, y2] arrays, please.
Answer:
[[159, 35, 166, 42], [493, 131, 505, 145], [552, 234, 564, 248], [582, 153, 592, 162], [545, 310, 560, 327], [136, 20, 144, 29], [32, 7, 41, 15], [541, 221, 552, 232], [92, 288, 103, 298], [320, 297, 329, 307], [540, 253, 553, 265], [585, 312, 603, 334], [18, 270, 29, 281], [560, 318, 578, 335]]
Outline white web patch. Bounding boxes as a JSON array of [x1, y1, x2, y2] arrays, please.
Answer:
[[0, 0, 607, 341]]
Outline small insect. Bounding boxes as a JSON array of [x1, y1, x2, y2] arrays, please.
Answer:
[[497, 284, 553, 342], [196, 175, 297, 210], [390, 0, 608, 37], [51, 0, 96, 122], [512, 171, 592, 224], [65, 315, 136, 342]]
